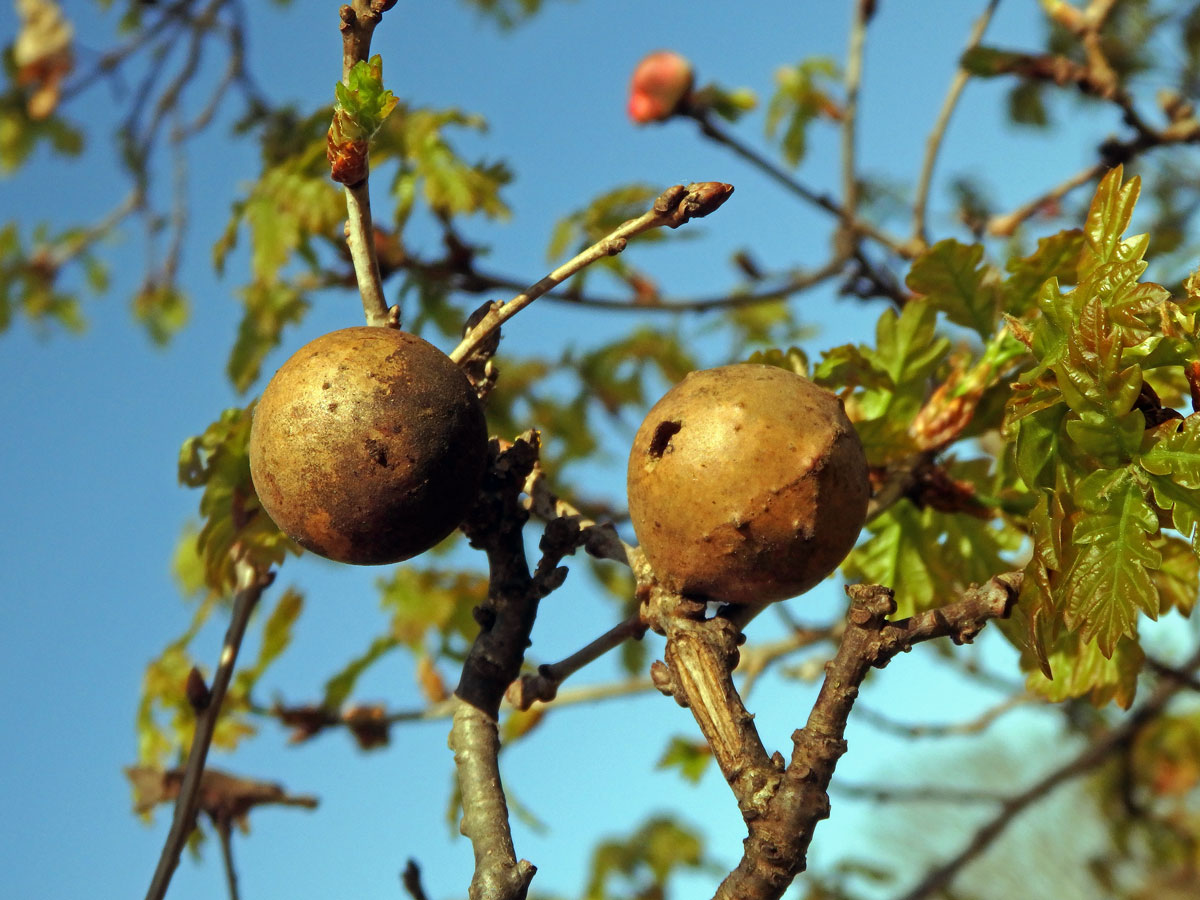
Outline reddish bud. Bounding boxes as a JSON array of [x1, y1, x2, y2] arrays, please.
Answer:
[[628, 51, 694, 124]]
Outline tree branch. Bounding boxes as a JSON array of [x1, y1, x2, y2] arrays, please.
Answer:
[[646, 587, 783, 823], [713, 574, 1021, 900], [332, 1, 399, 327], [449, 434, 546, 900], [522, 461, 632, 565], [687, 111, 911, 258], [449, 700, 536, 900], [839, 0, 869, 244], [402, 859, 432, 900], [450, 182, 734, 366], [143, 562, 274, 900], [893, 646, 1200, 900], [216, 821, 241, 900], [832, 780, 1009, 805], [854, 691, 1031, 739], [911, 0, 1000, 248], [507, 614, 647, 709]]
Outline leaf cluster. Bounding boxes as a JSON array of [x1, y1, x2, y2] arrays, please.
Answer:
[[998, 167, 1200, 703]]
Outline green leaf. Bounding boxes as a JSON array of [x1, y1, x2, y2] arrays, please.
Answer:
[[746, 345, 809, 376], [1065, 409, 1144, 464], [171, 526, 208, 599], [321, 634, 400, 710], [546, 184, 661, 261], [1153, 536, 1199, 615], [905, 239, 999, 338], [1024, 634, 1144, 709], [1012, 403, 1067, 489], [1007, 80, 1049, 127], [1003, 229, 1083, 315], [584, 817, 709, 900], [1144, 471, 1200, 548], [874, 301, 947, 388], [501, 707, 545, 743], [1061, 471, 1160, 656], [656, 736, 712, 784], [238, 161, 345, 285], [226, 281, 309, 393], [133, 282, 189, 345], [959, 46, 1034, 77], [379, 107, 512, 221], [235, 587, 304, 691], [843, 503, 937, 617], [1079, 165, 1141, 278], [764, 58, 839, 168], [178, 406, 300, 593], [1141, 416, 1200, 489], [701, 84, 758, 122], [379, 566, 488, 649], [332, 56, 398, 141], [0, 101, 84, 173], [459, 0, 551, 28]]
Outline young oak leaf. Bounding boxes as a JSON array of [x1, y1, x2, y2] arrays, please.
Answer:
[[657, 736, 713, 784], [1141, 414, 1200, 489], [1002, 228, 1083, 315], [382, 107, 512, 224], [905, 238, 1000, 339], [1079, 165, 1142, 280], [1024, 633, 1145, 709], [765, 57, 840, 168], [327, 55, 397, 184], [842, 503, 938, 618], [1153, 535, 1200, 615], [1060, 470, 1161, 657], [1141, 416, 1200, 546]]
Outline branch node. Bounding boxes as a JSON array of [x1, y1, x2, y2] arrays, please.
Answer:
[[845, 583, 897, 625], [650, 659, 686, 705]]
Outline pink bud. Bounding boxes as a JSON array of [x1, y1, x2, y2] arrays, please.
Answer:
[[627, 51, 694, 124]]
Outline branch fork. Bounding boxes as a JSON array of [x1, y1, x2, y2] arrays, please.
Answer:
[[643, 574, 1021, 899]]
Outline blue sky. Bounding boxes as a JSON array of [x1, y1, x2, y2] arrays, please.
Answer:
[[0, 1, 1175, 898]]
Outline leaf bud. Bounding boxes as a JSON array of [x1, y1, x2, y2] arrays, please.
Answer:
[[628, 51, 695, 124]]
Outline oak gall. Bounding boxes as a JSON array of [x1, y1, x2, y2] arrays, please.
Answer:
[[249, 327, 488, 565], [627, 364, 869, 605]]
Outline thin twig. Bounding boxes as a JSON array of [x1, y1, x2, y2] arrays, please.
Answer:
[[336, 1, 397, 327], [911, 0, 1001, 248], [474, 258, 846, 314], [47, 190, 144, 270], [840, 1, 868, 243], [507, 614, 647, 709], [736, 628, 837, 700], [449, 182, 734, 366], [143, 562, 273, 900], [832, 780, 1008, 805], [343, 181, 393, 326], [892, 647, 1200, 900], [689, 111, 911, 258], [216, 821, 240, 900], [401, 859, 431, 900], [854, 692, 1033, 739], [987, 161, 1106, 237], [522, 462, 632, 565], [449, 700, 536, 899]]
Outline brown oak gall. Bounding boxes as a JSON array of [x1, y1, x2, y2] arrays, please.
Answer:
[[627, 364, 869, 605], [249, 327, 488, 565]]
